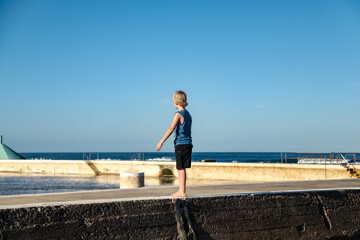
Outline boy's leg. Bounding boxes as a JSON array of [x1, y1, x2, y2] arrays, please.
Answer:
[[171, 168, 187, 197], [178, 168, 186, 194], [172, 144, 191, 197]]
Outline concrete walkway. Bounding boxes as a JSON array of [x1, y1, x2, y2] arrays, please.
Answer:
[[1, 179, 359, 209]]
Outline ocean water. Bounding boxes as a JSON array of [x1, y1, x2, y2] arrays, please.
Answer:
[[20, 152, 283, 163]]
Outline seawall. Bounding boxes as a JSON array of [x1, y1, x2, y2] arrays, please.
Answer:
[[0, 159, 354, 181], [1, 190, 360, 239]]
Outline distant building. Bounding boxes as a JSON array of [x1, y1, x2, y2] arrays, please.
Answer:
[[0, 136, 26, 159]]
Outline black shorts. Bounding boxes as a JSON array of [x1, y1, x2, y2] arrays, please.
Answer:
[[175, 144, 192, 169]]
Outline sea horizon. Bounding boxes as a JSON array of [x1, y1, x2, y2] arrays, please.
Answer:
[[19, 152, 284, 163]]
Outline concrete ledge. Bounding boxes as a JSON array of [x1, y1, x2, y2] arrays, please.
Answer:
[[1, 179, 360, 208], [1, 190, 360, 239], [0, 160, 355, 181]]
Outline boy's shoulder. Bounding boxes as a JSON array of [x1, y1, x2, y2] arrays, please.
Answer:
[[176, 109, 191, 114]]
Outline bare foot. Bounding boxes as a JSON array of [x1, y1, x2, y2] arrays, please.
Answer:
[[170, 192, 187, 198]]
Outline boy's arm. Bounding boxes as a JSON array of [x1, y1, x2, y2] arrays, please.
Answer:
[[157, 113, 181, 151]]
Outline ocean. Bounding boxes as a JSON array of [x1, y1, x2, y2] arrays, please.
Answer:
[[20, 152, 283, 163]]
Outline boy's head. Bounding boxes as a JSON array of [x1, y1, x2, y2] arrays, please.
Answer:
[[173, 90, 188, 107]]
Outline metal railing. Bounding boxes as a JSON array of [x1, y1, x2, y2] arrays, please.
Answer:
[[83, 153, 100, 160], [131, 152, 145, 161], [281, 152, 360, 164]]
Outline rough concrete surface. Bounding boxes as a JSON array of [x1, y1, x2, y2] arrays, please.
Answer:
[[1, 190, 360, 239]]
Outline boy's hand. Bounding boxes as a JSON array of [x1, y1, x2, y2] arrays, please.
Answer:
[[156, 142, 163, 152]]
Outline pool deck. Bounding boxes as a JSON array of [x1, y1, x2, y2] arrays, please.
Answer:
[[1, 179, 360, 209]]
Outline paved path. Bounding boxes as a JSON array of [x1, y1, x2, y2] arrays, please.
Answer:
[[1, 179, 359, 209]]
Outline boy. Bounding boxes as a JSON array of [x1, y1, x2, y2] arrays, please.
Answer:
[[157, 90, 192, 197]]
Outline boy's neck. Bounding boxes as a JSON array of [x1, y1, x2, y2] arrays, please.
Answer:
[[177, 106, 185, 111]]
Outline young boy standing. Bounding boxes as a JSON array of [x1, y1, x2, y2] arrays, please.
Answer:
[[157, 90, 192, 197]]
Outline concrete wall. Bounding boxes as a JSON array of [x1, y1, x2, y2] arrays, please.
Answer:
[[0, 160, 95, 175], [188, 162, 352, 181], [1, 190, 360, 239], [0, 160, 354, 181]]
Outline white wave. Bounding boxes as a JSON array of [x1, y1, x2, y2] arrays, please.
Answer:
[[146, 157, 174, 161]]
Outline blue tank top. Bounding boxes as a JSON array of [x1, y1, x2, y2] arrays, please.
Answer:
[[174, 110, 192, 146]]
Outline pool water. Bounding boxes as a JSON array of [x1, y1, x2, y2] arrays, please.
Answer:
[[0, 173, 241, 195]]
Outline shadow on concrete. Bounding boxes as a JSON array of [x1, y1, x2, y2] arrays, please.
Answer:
[[176, 199, 214, 240]]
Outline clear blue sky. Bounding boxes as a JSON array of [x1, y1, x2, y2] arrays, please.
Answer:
[[1, 0, 359, 152]]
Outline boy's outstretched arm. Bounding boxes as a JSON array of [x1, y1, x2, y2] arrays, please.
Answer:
[[157, 113, 181, 151]]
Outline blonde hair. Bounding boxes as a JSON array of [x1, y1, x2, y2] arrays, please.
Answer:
[[173, 90, 188, 107]]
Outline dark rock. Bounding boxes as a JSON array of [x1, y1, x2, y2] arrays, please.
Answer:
[[1, 190, 360, 239]]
